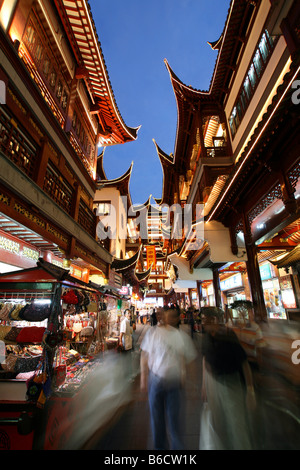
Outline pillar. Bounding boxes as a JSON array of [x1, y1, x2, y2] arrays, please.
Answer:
[[213, 267, 222, 308], [242, 211, 268, 323]]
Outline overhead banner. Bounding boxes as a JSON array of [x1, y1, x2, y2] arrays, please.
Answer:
[[146, 245, 156, 270]]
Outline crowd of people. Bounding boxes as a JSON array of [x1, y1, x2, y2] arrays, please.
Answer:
[[116, 303, 261, 451]]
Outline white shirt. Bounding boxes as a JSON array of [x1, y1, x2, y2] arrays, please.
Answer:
[[141, 325, 197, 382], [120, 316, 132, 350]]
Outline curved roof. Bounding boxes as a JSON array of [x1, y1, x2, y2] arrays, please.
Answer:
[[111, 246, 142, 272], [135, 264, 152, 283], [96, 158, 133, 208], [271, 245, 300, 269], [54, 0, 140, 146], [153, 139, 175, 206]]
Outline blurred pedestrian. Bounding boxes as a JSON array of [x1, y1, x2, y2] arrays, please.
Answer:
[[150, 308, 157, 326], [119, 310, 133, 379], [200, 307, 256, 450], [140, 307, 197, 450], [186, 307, 195, 338]]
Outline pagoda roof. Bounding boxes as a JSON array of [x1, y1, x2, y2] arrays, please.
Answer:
[[96, 158, 133, 208], [111, 246, 142, 273], [209, 0, 256, 102], [131, 195, 152, 213], [153, 139, 175, 206], [270, 245, 300, 269], [54, 0, 140, 146], [134, 264, 152, 283], [96, 149, 107, 180]]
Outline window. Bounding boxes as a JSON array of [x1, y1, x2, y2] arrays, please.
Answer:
[[248, 63, 257, 89], [25, 24, 35, 49], [61, 90, 68, 109], [253, 49, 263, 78], [56, 81, 63, 101], [72, 111, 77, 129], [43, 56, 50, 78], [97, 202, 111, 216], [229, 30, 276, 139], [50, 70, 56, 89]]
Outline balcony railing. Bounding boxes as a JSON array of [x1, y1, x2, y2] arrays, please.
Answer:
[[0, 107, 38, 179], [205, 146, 228, 158], [43, 163, 74, 216]]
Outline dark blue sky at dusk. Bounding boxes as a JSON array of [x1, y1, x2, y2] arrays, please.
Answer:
[[89, 0, 231, 205]]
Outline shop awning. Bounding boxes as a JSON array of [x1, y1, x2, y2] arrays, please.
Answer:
[[0, 258, 100, 292]]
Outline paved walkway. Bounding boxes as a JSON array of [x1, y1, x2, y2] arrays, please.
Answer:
[[83, 323, 203, 450], [82, 323, 300, 451]]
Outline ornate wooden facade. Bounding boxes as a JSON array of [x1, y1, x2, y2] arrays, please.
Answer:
[[158, 0, 300, 322], [0, 0, 137, 278]]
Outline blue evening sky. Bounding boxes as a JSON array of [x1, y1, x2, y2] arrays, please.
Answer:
[[89, 0, 231, 205]]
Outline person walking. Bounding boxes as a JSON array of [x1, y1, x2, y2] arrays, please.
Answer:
[[186, 307, 195, 338], [200, 307, 256, 450], [140, 307, 197, 450], [119, 309, 133, 351]]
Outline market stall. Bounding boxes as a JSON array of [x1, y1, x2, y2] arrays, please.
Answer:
[[0, 259, 124, 449]]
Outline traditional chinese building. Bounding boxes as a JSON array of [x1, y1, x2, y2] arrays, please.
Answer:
[[157, 0, 300, 322], [0, 0, 138, 281]]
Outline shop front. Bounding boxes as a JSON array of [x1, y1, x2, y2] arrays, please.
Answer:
[[259, 261, 298, 320], [220, 272, 247, 318], [0, 259, 130, 450]]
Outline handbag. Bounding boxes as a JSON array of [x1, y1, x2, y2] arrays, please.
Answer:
[[199, 403, 223, 450], [62, 289, 78, 305], [26, 353, 52, 407], [19, 303, 51, 322], [52, 347, 66, 388]]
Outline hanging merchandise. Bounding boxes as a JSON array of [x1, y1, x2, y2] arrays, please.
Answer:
[[26, 351, 52, 408], [19, 302, 51, 322], [62, 289, 78, 305], [52, 347, 66, 388]]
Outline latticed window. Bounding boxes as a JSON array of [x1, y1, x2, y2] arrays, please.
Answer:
[[0, 107, 37, 179]]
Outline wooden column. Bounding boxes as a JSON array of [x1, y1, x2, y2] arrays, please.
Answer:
[[196, 280, 203, 308], [242, 211, 268, 323], [213, 267, 222, 308]]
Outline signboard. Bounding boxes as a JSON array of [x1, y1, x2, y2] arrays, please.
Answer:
[[279, 275, 297, 309], [220, 273, 243, 291], [146, 245, 156, 270], [119, 286, 129, 295]]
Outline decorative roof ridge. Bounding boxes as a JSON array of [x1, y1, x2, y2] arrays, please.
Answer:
[[56, 0, 140, 143], [152, 139, 174, 165], [164, 58, 211, 96], [97, 161, 133, 186], [208, 0, 237, 92], [207, 34, 224, 51], [131, 195, 152, 212], [85, 0, 140, 140], [96, 149, 107, 180], [111, 245, 142, 272], [135, 264, 152, 282]]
